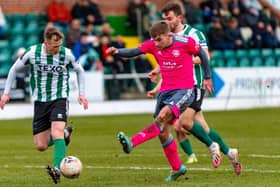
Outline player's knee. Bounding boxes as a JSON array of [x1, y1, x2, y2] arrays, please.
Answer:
[[179, 119, 192, 131], [158, 132, 170, 143], [156, 107, 173, 123], [175, 129, 184, 140], [51, 129, 64, 140], [155, 112, 165, 123], [155, 116, 164, 123], [35, 143, 48, 151]]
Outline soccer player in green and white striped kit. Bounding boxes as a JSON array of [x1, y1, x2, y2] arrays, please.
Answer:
[[0, 27, 88, 184], [148, 2, 242, 175]]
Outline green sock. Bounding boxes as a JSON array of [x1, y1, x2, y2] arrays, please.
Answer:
[[180, 139, 194, 156], [48, 131, 67, 147], [209, 128, 229, 155], [53, 139, 66, 169], [190, 122, 213, 147]]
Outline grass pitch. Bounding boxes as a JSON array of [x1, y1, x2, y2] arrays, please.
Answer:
[[0, 108, 280, 186]]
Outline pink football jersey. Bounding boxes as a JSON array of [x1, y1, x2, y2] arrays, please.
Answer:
[[139, 35, 200, 92]]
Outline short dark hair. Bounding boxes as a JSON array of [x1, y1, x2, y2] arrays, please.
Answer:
[[44, 27, 64, 41], [161, 2, 183, 16], [149, 21, 170, 38]]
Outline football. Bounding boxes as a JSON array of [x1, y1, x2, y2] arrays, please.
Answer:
[[60, 156, 83, 179]]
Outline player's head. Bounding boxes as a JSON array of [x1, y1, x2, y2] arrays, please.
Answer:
[[44, 27, 64, 55], [150, 21, 172, 49], [161, 2, 184, 32]]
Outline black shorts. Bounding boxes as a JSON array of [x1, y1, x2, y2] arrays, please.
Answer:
[[32, 98, 68, 135], [189, 87, 205, 112]]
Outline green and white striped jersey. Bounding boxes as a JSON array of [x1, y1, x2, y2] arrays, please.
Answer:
[[19, 44, 79, 102], [177, 24, 208, 88]]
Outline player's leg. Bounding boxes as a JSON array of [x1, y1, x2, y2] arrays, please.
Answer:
[[48, 126, 73, 147], [64, 125, 73, 146], [33, 130, 51, 151], [118, 121, 162, 153], [158, 124, 186, 181], [195, 111, 242, 175], [171, 88, 220, 167], [46, 121, 65, 184], [51, 121, 66, 171], [33, 122, 63, 184], [174, 120, 197, 164], [195, 111, 230, 153], [192, 88, 228, 163], [118, 105, 172, 153], [175, 86, 203, 164], [32, 100, 62, 183], [179, 108, 222, 168], [50, 99, 68, 170], [46, 99, 68, 184], [118, 92, 174, 153], [32, 101, 52, 151]]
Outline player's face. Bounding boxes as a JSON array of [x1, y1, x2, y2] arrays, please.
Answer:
[[152, 33, 171, 50], [162, 11, 182, 32], [45, 36, 63, 55]]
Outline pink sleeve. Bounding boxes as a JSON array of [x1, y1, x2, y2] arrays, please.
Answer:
[[186, 37, 201, 55], [138, 39, 155, 54]]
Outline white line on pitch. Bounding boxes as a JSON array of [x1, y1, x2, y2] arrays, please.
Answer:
[[0, 165, 279, 174], [3, 154, 280, 160], [121, 153, 280, 159], [85, 166, 280, 173], [248, 154, 280, 158]]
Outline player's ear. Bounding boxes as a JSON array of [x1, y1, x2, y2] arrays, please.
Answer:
[[177, 15, 183, 21]]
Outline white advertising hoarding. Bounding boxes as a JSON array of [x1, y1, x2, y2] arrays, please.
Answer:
[[69, 71, 104, 102], [213, 67, 280, 98]]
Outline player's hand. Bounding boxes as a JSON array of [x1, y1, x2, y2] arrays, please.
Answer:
[[106, 47, 119, 55], [203, 79, 214, 94], [78, 95, 88, 110], [148, 70, 158, 83], [147, 89, 158, 98], [0, 94, 10, 110]]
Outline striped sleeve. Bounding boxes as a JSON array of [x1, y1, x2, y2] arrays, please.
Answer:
[[191, 30, 208, 49], [3, 58, 26, 94], [19, 47, 32, 65], [67, 48, 86, 96]]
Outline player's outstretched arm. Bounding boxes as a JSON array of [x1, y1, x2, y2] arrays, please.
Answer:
[[106, 47, 143, 58], [106, 47, 119, 55], [0, 58, 26, 110]]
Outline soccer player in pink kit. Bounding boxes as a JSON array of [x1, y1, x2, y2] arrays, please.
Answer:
[[106, 21, 221, 181], [147, 2, 242, 176]]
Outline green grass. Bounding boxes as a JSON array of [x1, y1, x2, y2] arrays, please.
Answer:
[[1, 108, 280, 186]]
